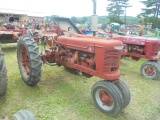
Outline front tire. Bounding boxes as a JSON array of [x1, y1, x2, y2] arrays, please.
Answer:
[[0, 48, 7, 95], [12, 110, 36, 120], [17, 35, 42, 86], [91, 80, 124, 116], [140, 61, 160, 80], [113, 79, 131, 109]]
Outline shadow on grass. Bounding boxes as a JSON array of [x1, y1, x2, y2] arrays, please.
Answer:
[[1, 43, 17, 53]]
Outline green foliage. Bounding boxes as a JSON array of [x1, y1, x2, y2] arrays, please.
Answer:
[[70, 16, 140, 25], [120, 16, 141, 25], [98, 16, 109, 24], [71, 16, 89, 24], [109, 17, 124, 24], [140, 0, 160, 28], [107, 0, 130, 22], [81, 16, 88, 24], [140, 0, 160, 17], [71, 16, 77, 23]]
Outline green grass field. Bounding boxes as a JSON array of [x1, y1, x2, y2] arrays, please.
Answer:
[[0, 43, 160, 120]]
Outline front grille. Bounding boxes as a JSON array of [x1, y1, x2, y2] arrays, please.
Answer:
[[152, 43, 159, 51], [103, 50, 121, 72], [151, 43, 159, 56]]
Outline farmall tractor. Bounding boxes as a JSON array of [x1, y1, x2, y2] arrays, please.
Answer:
[[0, 17, 41, 44], [0, 22, 22, 43], [16, 16, 131, 116], [111, 35, 160, 80]]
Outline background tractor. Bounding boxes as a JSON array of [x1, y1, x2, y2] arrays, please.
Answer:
[[106, 18, 160, 80], [0, 15, 42, 44], [111, 35, 160, 80], [0, 22, 22, 43], [16, 16, 131, 117]]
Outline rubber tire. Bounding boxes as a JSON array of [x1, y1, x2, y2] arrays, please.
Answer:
[[17, 35, 42, 86], [140, 61, 160, 80], [12, 110, 36, 120], [91, 80, 124, 116], [113, 79, 131, 109], [0, 48, 7, 95]]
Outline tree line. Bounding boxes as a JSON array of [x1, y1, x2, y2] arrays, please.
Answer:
[[71, 16, 140, 25], [107, 0, 160, 28], [71, 0, 160, 29]]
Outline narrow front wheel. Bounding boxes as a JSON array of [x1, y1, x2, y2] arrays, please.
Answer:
[[91, 80, 124, 116], [12, 110, 36, 120], [114, 79, 131, 109]]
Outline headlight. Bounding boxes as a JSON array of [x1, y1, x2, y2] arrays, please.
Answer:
[[114, 46, 123, 50]]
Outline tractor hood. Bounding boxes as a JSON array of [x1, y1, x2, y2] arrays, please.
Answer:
[[112, 35, 160, 45], [57, 35, 123, 53]]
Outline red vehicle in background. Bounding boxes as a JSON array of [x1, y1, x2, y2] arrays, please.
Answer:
[[0, 18, 41, 43], [111, 35, 160, 80]]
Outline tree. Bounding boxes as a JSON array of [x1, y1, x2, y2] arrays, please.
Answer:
[[81, 16, 88, 24], [71, 16, 77, 23], [140, 0, 160, 28], [106, 0, 130, 24]]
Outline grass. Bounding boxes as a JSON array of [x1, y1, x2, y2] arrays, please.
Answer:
[[0, 43, 160, 120]]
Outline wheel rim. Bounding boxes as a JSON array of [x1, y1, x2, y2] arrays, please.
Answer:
[[19, 45, 30, 78], [142, 64, 156, 78], [95, 89, 114, 111]]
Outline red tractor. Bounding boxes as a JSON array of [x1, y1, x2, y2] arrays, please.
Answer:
[[0, 22, 23, 43], [16, 17, 130, 116], [0, 18, 41, 43], [111, 35, 160, 80]]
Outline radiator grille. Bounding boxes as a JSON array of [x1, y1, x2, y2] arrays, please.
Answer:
[[152, 43, 159, 51], [151, 43, 159, 56], [104, 50, 120, 72]]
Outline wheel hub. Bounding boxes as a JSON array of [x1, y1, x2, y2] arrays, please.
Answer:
[[100, 90, 113, 106], [144, 65, 155, 76], [21, 46, 30, 75]]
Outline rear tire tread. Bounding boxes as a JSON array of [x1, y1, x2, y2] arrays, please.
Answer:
[[114, 79, 131, 109], [17, 35, 42, 86], [0, 49, 7, 96]]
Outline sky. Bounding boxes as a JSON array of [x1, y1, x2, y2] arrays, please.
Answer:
[[0, 0, 145, 17]]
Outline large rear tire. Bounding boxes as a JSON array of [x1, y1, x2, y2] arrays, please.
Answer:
[[12, 110, 36, 120], [91, 80, 124, 116], [0, 48, 7, 95], [17, 35, 42, 86]]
